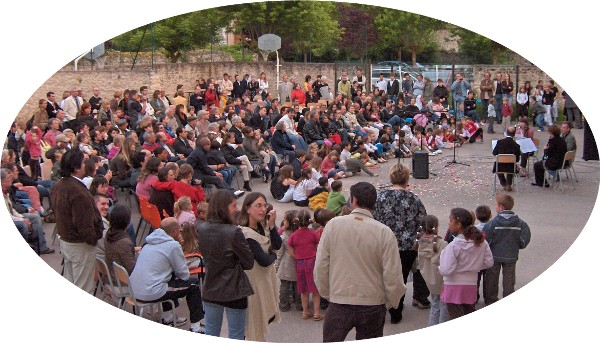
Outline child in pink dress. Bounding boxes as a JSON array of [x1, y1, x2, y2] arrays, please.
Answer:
[[287, 209, 323, 321]]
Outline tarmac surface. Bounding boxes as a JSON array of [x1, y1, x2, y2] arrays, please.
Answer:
[[37, 124, 599, 341]]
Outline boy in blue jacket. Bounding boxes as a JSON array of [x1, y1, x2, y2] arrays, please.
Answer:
[[482, 194, 531, 305]]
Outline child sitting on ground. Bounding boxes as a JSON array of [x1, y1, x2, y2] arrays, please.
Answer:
[[326, 180, 346, 214], [434, 128, 454, 150], [413, 215, 448, 326], [308, 176, 330, 211], [293, 168, 318, 207]]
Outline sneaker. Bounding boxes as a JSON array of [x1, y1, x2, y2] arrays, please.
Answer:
[[435, 150, 443, 155], [189, 323, 205, 334], [262, 173, 269, 183], [162, 316, 187, 327], [412, 298, 431, 309], [39, 248, 55, 255], [234, 190, 245, 198]]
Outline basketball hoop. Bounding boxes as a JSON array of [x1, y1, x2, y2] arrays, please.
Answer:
[[258, 34, 283, 99]]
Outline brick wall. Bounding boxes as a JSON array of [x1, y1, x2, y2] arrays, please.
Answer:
[[15, 61, 558, 123]]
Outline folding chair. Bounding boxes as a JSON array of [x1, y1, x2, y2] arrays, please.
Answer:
[[543, 150, 577, 192], [95, 258, 129, 309], [492, 154, 519, 196], [526, 138, 540, 177], [112, 262, 176, 324]]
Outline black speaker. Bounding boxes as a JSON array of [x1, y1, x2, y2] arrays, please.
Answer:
[[412, 150, 429, 179]]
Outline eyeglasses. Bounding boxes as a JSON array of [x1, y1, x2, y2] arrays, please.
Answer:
[[251, 203, 269, 209]]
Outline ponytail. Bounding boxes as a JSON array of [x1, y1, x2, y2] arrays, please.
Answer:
[[463, 225, 485, 246]]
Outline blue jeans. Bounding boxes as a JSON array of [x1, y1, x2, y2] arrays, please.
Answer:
[[22, 213, 49, 250], [14, 220, 29, 240], [288, 134, 308, 152], [466, 110, 480, 123], [494, 94, 504, 123], [203, 301, 247, 340], [220, 166, 236, 186], [535, 113, 545, 130], [387, 115, 405, 127]]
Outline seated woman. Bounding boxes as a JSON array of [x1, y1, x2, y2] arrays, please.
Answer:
[[105, 204, 138, 280], [242, 127, 277, 182], [532, 124, 567, 187], [270, 165, 296, 203], [109, 137, 135, 188], [135, 157, 161, 201], [149, 166, 176, 218], [151, 163, 206, 214]]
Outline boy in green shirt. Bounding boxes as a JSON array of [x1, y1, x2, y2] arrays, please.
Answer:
[[326, 180, 346, 214]]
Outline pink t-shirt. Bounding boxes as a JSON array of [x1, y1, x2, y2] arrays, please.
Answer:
[[288, 227, 320, 260], [135, 174, 158, 200]]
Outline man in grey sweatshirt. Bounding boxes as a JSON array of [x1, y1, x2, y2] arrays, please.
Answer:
[[129, 218, 204, 332]]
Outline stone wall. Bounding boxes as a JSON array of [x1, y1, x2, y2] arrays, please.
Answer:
[[15, 61, 557, 123]]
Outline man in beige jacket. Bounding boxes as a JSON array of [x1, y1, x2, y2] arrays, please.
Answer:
[[315, 182, 406, 342]]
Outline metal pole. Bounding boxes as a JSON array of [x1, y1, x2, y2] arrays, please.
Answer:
[[276, 50, 280, 100]]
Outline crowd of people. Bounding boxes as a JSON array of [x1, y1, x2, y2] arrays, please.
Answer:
[[6, 67, 573, 341]]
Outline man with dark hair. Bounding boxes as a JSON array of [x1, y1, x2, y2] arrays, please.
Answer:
[[51, 149, 104, 293], [46, 91, 61, 119], [315, 181, 406, 342], [173, 127, 193, 157], [492, 126, 521, 192], [186, 137, 243, 197]]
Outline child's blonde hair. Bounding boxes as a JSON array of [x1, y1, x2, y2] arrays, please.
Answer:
[[174, 196, 192, 218], [196, 201, 209, 219]]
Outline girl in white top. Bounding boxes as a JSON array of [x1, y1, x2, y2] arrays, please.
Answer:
[[292, 168, 318, 207], [308, 156, 323, 183], [259, 73, 269, 97]]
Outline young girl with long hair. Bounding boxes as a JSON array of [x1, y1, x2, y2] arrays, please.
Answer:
[[174, 196, 195, 225], [276, 210, 302, 312], [439, 208, 493, 319]]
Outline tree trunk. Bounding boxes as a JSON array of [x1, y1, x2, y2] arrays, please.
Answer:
[[397, 46, 402, 61], [411, 50, 417, 66], [304, 51, 308, 63], [492, 52, 498, 65]]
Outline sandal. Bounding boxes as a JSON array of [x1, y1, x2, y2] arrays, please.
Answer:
[[313, 314, 324, 321], [301, 311, 312, 320]]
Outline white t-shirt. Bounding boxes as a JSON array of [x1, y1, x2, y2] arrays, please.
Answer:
[[292, 179, 318, 202]]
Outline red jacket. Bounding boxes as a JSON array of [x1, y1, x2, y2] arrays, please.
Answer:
[[501, 104, 513, 118], [152, 180, 206, 214], [291, 89, 306, 105]]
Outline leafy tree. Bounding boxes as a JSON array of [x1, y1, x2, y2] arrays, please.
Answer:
[[222, 1, 342, 62], [337, 3, 378, 62], [375, 9, 443, 65], [449, 25, 510, 64], [110, 9, 227, 62]]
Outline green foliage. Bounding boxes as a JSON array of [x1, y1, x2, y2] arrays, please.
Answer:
[[222, 1, 343, 62], [110, 9, 228, 63], [375, 9, 444, 65], [108, 2, 513, 64], [448, 25, 510, 64]]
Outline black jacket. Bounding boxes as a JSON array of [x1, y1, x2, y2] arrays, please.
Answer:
[[492, 137, 521, 173], [173, 138, 193, 157], [229, 126, 244, 145], [220, 143, 244, 166], [544, 135, 567, 170], [197, 221, 255, 302], [187, 147, 217, 180], [387, 79, 400, 96], [271, 130, 294, 155], [303, 120, 324, 143]]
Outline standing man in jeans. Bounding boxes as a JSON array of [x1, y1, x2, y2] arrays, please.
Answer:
[[492, 72, 504, 124], [315, 182, 406, 342]]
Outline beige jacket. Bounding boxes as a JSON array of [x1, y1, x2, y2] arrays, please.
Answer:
[[315, 208, 406, 309]]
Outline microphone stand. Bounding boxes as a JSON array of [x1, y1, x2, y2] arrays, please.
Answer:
[[445, 115, 470, 167]]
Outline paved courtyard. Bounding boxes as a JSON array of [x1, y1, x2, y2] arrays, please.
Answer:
[[36, 125, 599, 341]]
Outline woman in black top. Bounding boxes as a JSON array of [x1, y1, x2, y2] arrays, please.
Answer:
[[198, 190, 254, 339], [532, 124, 568, 187]]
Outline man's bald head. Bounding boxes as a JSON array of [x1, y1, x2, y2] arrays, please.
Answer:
[[160, 217, 180, 239], [507, 126, 516, 137]]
